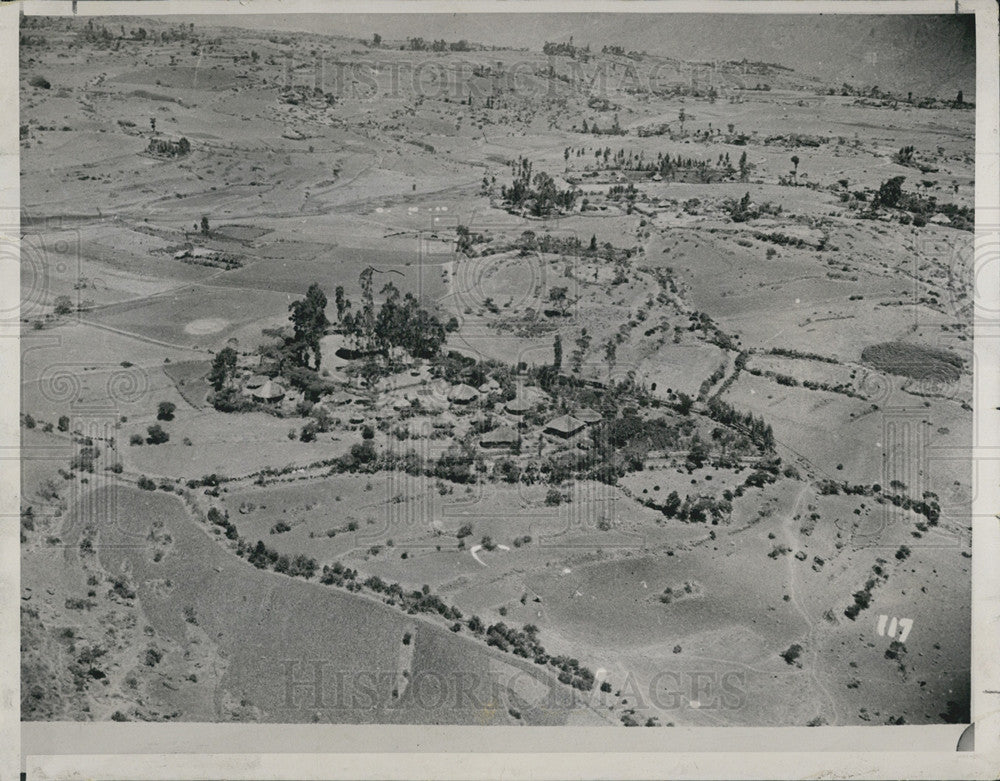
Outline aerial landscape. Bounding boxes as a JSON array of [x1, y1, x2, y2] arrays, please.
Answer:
[[19, 13, 974, 728]]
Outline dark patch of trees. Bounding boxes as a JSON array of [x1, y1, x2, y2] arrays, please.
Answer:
[[500, 157, 578, 217], [147, 137, 190, 158]]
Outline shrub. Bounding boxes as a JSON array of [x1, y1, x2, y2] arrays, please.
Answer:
[[146, 424, 169, 445], [156, 401, 176, 421], [781, 643, 803, 666]]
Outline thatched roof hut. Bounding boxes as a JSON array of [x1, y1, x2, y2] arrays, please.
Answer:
[[447, 383, 479, 404], [505, 397, 533, 414], [544, 414, 585, 438], [252, 380, 285, 402], [479, 425, 520, 448]]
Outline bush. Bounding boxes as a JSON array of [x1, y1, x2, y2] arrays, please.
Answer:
[[545, 488, 562, 506], [29, 75, 50, 89], [137, 476, 156, 491], [57, 415, 70, 432], [156, 401, 176, 421], [781, 643, 803, 666], [146, 424, 169, 445]]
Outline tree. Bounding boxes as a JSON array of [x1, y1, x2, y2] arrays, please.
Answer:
[[156, 401, 176, 421], [553, 334, 563, 371], [334, 285, 350, 322], [547, 286, 570, 316], [365, 282, 446, 361], [288, 283, 330, 370], [54, 295, 73, 315], [674, 392, 693, 415], [146, 424, 169, 445], [738, 151, 748, 182], [208, 347, 238, 391], [57, 415, 70, 432], [372, 32, 382, 46], [956, 90, 963, 105], [875, 176, 906, 209], [781, 643, 803, 666], [357, 267, 377, 353], [200, 215, 210, 236], [790, 155, 799, 183]]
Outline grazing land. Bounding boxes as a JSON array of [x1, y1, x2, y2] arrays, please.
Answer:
[[20, 14, 973, 727]]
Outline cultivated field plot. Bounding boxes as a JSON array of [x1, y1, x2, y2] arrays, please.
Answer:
[[20, 12, 973, 729]]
